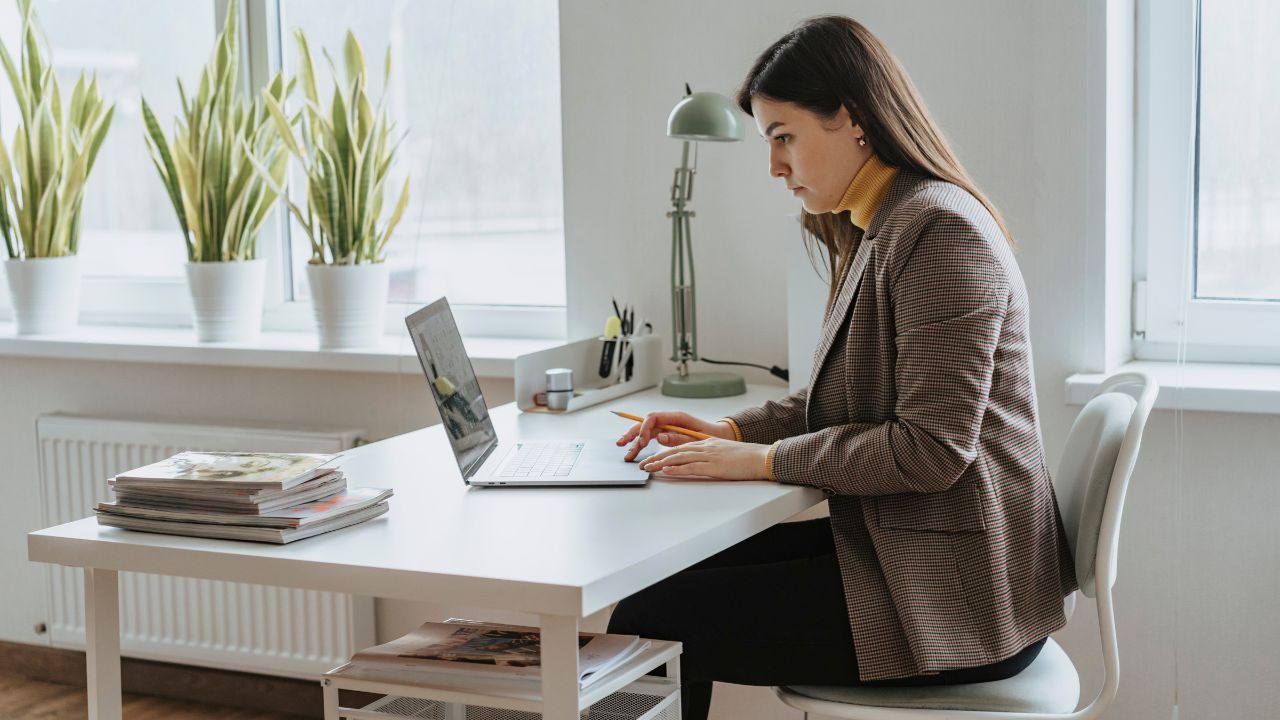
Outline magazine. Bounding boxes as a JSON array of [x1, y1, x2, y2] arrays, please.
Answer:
[[110, 473, 348, 514], [341, 619, 650, 689], [97, 487, 391, 528], [112, 452, 341, 490], [96, 502, 389, 544]]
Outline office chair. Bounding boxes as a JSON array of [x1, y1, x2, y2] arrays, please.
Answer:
[[774, 371, 1158, 720]]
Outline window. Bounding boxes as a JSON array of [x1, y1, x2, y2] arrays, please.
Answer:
[[0, 1, 217, 281], [277, 0, 565, 309], [0, 0, 565, 337], [1137, 0, 1280, 361]]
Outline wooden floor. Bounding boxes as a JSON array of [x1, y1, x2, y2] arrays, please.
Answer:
[[0, 672, 308, 720]]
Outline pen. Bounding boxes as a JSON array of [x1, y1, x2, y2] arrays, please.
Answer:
[[625, 312, 644, 381], [611, 410, 715, 440]]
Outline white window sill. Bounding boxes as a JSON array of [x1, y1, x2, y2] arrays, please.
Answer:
[[1066, 360, 1280, 415], [0, 322, 563, 378]]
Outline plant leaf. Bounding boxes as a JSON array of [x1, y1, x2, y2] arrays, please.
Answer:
[[376, 175, 410, 261], [295, 30, 319, 107], [342, 30, 364, 92]]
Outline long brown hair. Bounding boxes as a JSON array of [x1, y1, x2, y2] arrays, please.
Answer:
[[737, 15, 1014, 312]]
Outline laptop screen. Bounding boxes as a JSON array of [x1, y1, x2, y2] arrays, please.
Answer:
[[405, 298, 498, 480]]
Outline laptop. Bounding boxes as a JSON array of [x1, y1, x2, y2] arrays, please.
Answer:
[[406, 298, 651, 487]]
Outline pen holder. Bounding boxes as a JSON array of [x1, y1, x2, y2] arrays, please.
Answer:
[[516, 334, 661, 413]]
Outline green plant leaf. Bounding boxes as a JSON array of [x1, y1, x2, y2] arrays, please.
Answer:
[[83, 104, 113, 173], [262, 91, 302, 158], [295, 30, 319, 107], [23, 19, 43, 100], [342, 30, 364, 92], [34, 97, 56, 195], [377, 175, 410, 261], [48, 69, 61, 134], [0, 39, 26, 123], [330, 83, 351, 173], [32, 172, 56, 256]]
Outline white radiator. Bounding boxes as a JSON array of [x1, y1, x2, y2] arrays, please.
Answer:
[[36, 414, 375, 678]]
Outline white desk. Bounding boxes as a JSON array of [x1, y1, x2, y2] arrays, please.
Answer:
[[28, 384, 822, 720]]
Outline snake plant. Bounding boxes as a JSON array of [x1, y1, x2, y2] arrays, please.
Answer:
[[141, 0, 291, 263], [256, 29, 410, 265], [0, 0, 115, 260]]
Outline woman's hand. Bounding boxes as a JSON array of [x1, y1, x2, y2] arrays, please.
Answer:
[[616, 411, 736, 462], [638, 437, 773, 481]]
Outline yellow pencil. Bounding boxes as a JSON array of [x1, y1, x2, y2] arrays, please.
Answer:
[[611, 410, 715, 440]]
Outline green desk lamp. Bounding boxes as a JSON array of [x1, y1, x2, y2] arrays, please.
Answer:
[[662, 86, 747, 398]]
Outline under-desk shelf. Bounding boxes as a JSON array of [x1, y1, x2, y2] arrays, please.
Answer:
[[322, 639, 682, 719]]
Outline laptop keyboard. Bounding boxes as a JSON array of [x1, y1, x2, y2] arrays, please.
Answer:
[[495, 442, 585, 477]]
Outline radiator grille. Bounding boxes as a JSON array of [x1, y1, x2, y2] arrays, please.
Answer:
[[37, 414, 372, 677]]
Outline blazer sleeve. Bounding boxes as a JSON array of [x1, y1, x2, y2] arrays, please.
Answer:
[[770, 207, 1009, 495], [723, 387, 810, 445]]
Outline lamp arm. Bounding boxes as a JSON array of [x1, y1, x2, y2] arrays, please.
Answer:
[[684, 211, 697, 361], [669, 140, 698, 374]]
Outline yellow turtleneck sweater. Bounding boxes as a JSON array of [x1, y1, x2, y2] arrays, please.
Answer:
[[833, 154, 898, 230]]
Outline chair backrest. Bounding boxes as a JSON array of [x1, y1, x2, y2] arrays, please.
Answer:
[[1056, 372, 1158, 598]]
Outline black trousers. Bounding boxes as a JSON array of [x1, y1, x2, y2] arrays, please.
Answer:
[[607, 518, 1045, 720]]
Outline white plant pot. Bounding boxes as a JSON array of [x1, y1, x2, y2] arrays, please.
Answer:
[[184, 260, 266, 343], [5, 255, 82, 335], [306, 262, 390, 349]]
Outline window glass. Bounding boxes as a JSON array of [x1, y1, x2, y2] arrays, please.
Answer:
[[0, 1, 217, 276], [1196, 0, 1280, 300], [279, 0, 565, 306]]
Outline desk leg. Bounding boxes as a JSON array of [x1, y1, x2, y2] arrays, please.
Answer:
[[540, 613, 580, 720], [84, 568, 122, 720]]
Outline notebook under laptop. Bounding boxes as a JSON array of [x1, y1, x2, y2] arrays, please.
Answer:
[[406, 298, 650, 487]]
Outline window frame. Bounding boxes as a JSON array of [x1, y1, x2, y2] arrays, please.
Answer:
[[0, 0, 567, 342], [1136, 0, 1280, 363]]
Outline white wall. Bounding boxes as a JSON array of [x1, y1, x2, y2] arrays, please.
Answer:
[[558, 1, 1280, 719], [1, 2, 1277, 720]]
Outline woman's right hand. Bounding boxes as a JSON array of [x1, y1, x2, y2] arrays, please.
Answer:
[[616, 411, 737, 462]]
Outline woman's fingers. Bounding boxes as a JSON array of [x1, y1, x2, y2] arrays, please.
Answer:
[[657, 461, 713, 476], [616, 422, 642, 446], [656, 432, 694, 446], [639, 445, 708, 471], [622, 429, 649, 461], [620, 412, 707, 461]]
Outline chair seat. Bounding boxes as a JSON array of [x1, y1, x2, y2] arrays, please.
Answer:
[[777, 638, 1080, 716]]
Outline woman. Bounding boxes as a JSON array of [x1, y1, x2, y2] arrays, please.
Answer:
[[609, 16, 1078, 720]]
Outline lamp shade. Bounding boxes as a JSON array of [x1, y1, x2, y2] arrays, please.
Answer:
[[666, 91, 744, 142]]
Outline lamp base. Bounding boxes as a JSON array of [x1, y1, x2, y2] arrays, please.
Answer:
[[661, 371, 747, 398]]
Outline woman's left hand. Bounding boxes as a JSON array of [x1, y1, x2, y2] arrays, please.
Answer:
[[639, 437, 773, 480]]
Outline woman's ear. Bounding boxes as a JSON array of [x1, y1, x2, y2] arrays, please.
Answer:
[[853, 124, 867, 147], [843, 102, 861, 129]]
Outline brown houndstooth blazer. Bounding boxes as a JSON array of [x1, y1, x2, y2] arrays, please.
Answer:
[[727, 171, 1078, 681]]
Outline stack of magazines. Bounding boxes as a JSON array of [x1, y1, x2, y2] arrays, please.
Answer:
[[95, 451, 391, 544], [332, 619, 651, 690]]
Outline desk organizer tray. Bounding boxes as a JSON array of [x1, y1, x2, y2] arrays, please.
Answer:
[[515, 335, 663, 414], [322, 638, 681, 720]]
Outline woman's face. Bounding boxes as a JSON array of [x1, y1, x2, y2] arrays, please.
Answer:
[[749, 97, 872, 214]]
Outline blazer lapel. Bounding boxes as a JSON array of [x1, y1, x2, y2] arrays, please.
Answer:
[[806, 171, 924, 394], [809, 237, 873, 384]]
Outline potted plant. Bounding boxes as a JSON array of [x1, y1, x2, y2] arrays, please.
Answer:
[[0, 0, 114, 335], [141, 0, 290, 343], [258, 30, 410, 349]]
